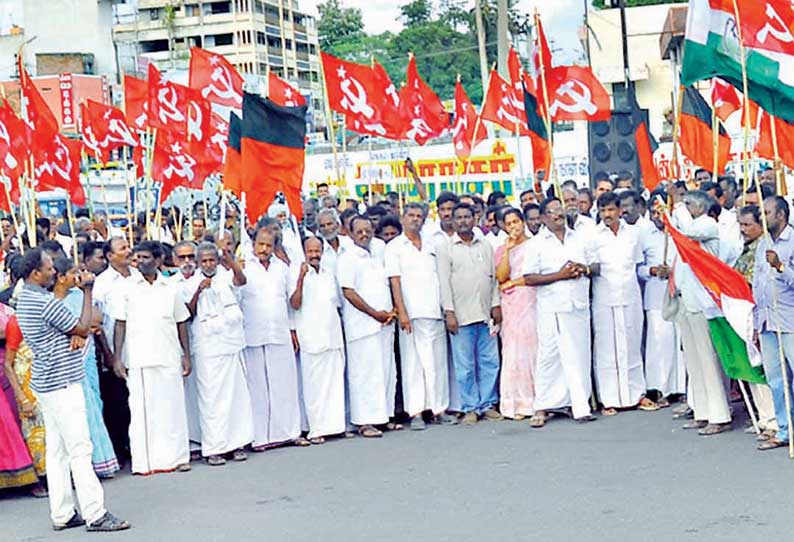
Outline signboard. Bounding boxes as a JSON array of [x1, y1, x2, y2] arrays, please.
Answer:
[[58, 73, 75, 129]]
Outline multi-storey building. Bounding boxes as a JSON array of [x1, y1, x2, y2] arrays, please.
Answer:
[[111, 0, 325, 129]]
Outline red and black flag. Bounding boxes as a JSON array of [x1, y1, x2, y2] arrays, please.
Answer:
[[679, 86, 731, 176], [223, 112, 242, 197], [631, 99, 661, 191], [240, 93, 307, 222], [522, 76, 551, 177]]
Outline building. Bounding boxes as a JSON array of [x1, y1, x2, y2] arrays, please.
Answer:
[[111, 0, 325, 129]]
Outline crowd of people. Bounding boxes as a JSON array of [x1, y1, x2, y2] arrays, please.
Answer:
[[1, 163, 793, 533]]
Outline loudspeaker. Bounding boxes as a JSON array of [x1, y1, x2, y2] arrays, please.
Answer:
[[587, 107, 649, 188]]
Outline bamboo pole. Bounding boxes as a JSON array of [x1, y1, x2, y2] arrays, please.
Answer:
[[318, 56, 341, 185], [731, 0, 752, 199], [4, 183, 22, 255], [671, 86, 684, 182], [770, 115, 787, 196], [711, 103, 719, 182], [122, 146, 134, 246], [65, 197, 79, 266], [534, 9, 558, 198], [738, 379, 761, 436]]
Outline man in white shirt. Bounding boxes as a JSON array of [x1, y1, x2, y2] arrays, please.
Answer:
[[591, 192, 657, 414], [289, 237, 346, 443], [316, 208, 352, 278], [672, 190, 732, 435], [337, 215, 397, 438], [562, 186, 597, 242], [182, 243, 252, 465], [386, 203, 455, 430], [239, 228, 304, 450], [111, 241, 192, 475], [523, 197, 596, 426], [638, 203, 685, 405]]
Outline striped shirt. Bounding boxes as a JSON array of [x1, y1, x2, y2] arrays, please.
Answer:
[[16, 283, 83, 393]]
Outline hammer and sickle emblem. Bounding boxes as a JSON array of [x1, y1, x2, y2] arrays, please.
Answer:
[[157, 86, 185, 124], [105, 119, 138, 147], [187, 102, 204, 142], [549, 80, 597, 117], [201, 67, 243, 105], [0, 122, 17, 171], [340, 77, 375, 118], [757, 4, 794, 46], [164, 150, 197, 182], [406, 118, 432, 141]]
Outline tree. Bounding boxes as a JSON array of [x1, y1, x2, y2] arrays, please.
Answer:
[[401, 0, 432, 27], [317, 0, 365, 51]]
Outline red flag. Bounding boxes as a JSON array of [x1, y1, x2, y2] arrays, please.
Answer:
[[34, 134, 85, 205], [531, 15, 553, 78], [240, 93, 306, 222], [223, 113, 242, 197], [0, 100, 30, 183], [372, 60, 407, 140], [151, 131, 210, 202], [18, 56, 59, 150], [148, 64, 212, 143], [709, 0, 794, 56], [545, 66, 610, 122], [188, 47, 244, 108], [268, 71, 306, 107], [321, 52, 393, 138], [399, 56, 449, 145], [207, 112, 229, 169], [124, 75, 149, 130], [711, 78, 741, 122], [452, 80, 486, 160], [79, 100, 139, 162], [507, 47, 528, 117], [481, 70, 529, 134], [758, 112, 794, 169], [679, 86, 732, 175]]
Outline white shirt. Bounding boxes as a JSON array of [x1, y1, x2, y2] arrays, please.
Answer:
[[109, 273, 190, 370], [180, 268, 246, 358], [93, 265, 140, 358], [320, 234, 353, 277], [522, 226, 593, 314], [239, 255, 292, 347], [672, 203, 720, 313], [282, 226, 305, 265], [484, 230, 507, 250], [337, 242, 393, 342], [384, 232, 442, 320], [718, 207, 742, 266], [289, 264, 344, 354], [572, 214, 598, 244], [591, 220, 643, 307], [638, 223, 676, 311]]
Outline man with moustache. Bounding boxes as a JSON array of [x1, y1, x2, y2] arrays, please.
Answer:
[[111, 241, 192, 475], [289, 237, 346, 443], [317, 208, 353, 278], [239, 228, 304, 450], [523, 198, 596, 426], [523, 203, 542, 236], [562, 187, 597, 241], [337, 215, 397, 438], [184, 243, 252, 464]]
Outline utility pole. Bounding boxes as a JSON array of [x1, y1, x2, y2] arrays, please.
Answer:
[[497, 0, 509, 78], [474, 0, 489, 95]]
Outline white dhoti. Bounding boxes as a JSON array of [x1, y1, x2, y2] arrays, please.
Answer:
[[301, 349, 346, 438], [195, 351, 254, 456], [399, 318, 449, 416], [534, 309, 593, 419], [346, 326, 396, 426], [184, 366, 202, 452], [750, 383, 779, 432], [128, 366, 189, 475], [644, 309, 686, 396], [593, 302, 646, 409], [678, 310, 731, 424], [243, 344, 302, 447]]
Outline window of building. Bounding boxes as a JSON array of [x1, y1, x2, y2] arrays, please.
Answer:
[[213, 33, 234, 46], [210, 2, 231, 14], [141, 40, 169, 53]]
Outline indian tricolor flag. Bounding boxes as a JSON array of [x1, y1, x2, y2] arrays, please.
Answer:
[[664, 215, 766, 384], [681, 0, 794, 124]]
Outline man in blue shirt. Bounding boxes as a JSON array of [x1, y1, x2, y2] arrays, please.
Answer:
[[17, 248, 129, 532]]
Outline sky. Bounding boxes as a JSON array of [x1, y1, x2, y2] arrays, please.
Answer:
[[305, 0, 588, 63]]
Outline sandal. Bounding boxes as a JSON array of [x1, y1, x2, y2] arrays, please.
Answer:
[[359, 425, 383, 438], [575, 414, 597, 423], [758, 437, 787, 450], [309, 436, 326, 445], [682, 420, 707, 430], [601, 407, 618, 416], [385, 422, 404, 431], [698, 423, 731, 436], [656, 397, 671, 409], [756, 429, 776, 442], [638, 398, 660, 412], [177, 463, 192, 472], [30, 484, 48, 498], [232, 449, 247, 461], [529, 412, 546, 428], [207, 455, 226, 466], [251, 444, 268, 453], [294, 437, 311, 447]]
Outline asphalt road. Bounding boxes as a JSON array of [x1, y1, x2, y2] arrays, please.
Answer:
[[2, 407, 792, 542]]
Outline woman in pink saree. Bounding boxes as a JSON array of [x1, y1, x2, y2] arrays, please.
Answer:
[[494, 208, 537, 420]]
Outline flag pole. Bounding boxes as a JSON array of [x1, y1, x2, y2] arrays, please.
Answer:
[[711, 101, 719, 181], [4, 182, 22, 255], [534, 9, 558, 198], [463, 69, 492, 183], [671, 86, 684, 182], [27, 156, 37, 248], [318, 55, 341, 186], [731, 0, 752, 200], [65, 196, 79, 266], [122, 146, 134, 246], [754, 180, 794, 458], [769, 115, 787, 196], [738, 379, 761, 435]]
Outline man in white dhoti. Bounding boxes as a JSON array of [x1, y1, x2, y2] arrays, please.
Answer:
[[523, 197, 596, 427], [183, 243, 253, 465], [591, 192, 658, 415], [337, 215, 397, 438], [289, 237, 346, 444], [111, 241, 192, 475], [170, 241, 202, 458], [638, 202, 686, 406], [240, 228, 305, 450], [672, 190, 732, 435], [386, 203, 456, 430]]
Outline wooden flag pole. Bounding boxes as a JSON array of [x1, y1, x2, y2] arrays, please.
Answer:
[[671, 86, 684, 182], [754, 180, 794, 459], [769, 115, 787, 196], [534, 9, 558, 198], [122, 146, 134, 246], [318, 56, 341, 185], [711, 103, 719, 181], [27, 157, 37, 248], [731, 0, 752, 199], [145, 127, 156, 240], [65, 197, 79, 266], [4, 182, 22, 255], [738, 379, 761, 436], [219, 188, 227, 240]]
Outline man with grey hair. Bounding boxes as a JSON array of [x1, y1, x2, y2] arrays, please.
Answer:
[[182, 242, 252, 465], [317, 207, 352, 277], [672, 189, 732, 435], [321, 194, 339, 210]]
